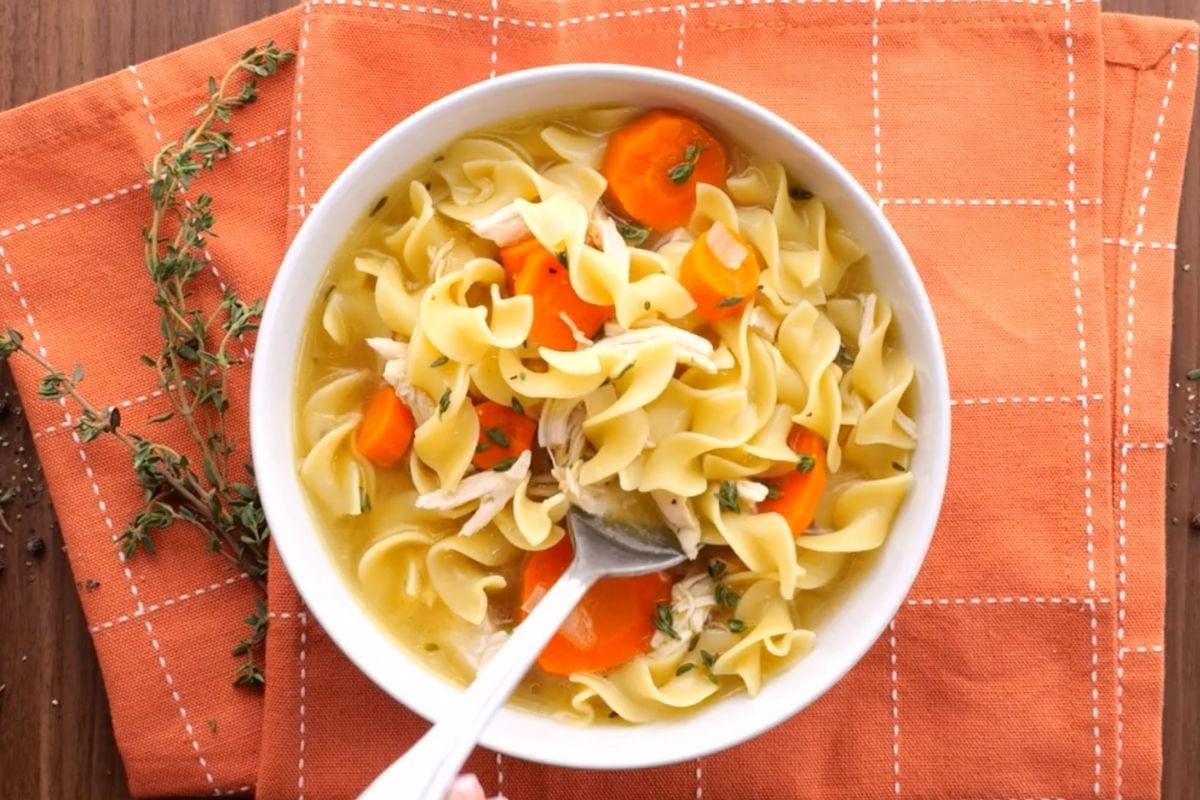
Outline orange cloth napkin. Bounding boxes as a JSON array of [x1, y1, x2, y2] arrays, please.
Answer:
[[0, 2, 1195, 797]]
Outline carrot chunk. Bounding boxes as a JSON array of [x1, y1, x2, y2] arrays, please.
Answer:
[[757, 427, 828, 537], [499, 239, 611, 351], [601, 109, 728, 231], [472, 400, 537, 471], [498, 236, 543, 285], [355, 386, 415, 467], [678, 221, 761, 321], [519, 537, 674, 675]]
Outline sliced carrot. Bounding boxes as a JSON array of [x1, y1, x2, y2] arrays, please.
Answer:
[[757, 427, 828, 537], [499, 239, 612, 351], [355, 386, 415, 468], [601, 109, 728, 231], [519, 538, 673, 676], [498, 236, 543, 286], [472, 400, 537, 470], [679, 222, 761, 321]]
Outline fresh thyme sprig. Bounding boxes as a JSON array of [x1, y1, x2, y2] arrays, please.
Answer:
[[0, 42, 293, 686], [231, 597, 269, 687]]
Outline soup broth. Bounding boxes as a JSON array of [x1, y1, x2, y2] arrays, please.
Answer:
[[294, 105, 916, 723]]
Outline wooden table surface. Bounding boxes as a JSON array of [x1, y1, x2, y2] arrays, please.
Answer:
[[0, 1, 1196, 798]]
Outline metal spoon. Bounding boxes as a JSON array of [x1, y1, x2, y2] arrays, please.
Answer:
[[359, 505, 687, 800]]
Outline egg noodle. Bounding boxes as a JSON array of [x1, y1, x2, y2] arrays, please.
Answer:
[[295, 107, 915, 723]]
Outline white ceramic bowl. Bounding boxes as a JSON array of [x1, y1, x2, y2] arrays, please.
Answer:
[[251, 64, 951, 770]]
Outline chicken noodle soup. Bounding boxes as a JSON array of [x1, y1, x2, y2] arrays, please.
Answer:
[[295, 106, 917, 723]]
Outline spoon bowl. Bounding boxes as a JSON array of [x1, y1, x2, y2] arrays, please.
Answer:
[[565, 506, 689, 579], [359, 506, 686, 800]]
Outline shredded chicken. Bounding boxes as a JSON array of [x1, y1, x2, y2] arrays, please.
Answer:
[[586, 204, 626, 254], [415, 450, 531, 536], [585, 205, 608, 250], [590, 324, 717, 373], [651, 490, 702, 559], [537, 398, 604, 508], [462, 626, 509, 671], [650, 570, 717, 650], [468, 203, 531, 247], [538, 398, 586, 464], [558, 311, 594, 347], [365, 337, 436, 423], [735, 480, 770, 513], [525, 473, 562, 499], [568, 476, 629, 517]]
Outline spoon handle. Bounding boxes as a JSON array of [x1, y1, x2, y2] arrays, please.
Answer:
[[359, 560, 597, 800]]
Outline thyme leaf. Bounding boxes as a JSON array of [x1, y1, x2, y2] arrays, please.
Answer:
[[485, 426, 510, 448], [715, 583, 740, 610], [616, 222, 650, 246], [0, 42, 292, 687], [667, 143, 705, 185], [716, 480, 740, 513], [699, 649, 721, 683], [652, 602, 680, 640]]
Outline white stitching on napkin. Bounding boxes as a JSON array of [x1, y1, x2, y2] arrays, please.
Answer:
[[1119, 645, 1163, 656], [2, 243, 217, 787], [298, 609, 309, 800], [676, 5, 688, 71], [87, 573, 252, 633], [888, 618, 901, 797], [313, 0, 1102, 23], [126, 65, 164, 143], [1059, 5, 1102, 792], [905, 596, 1111, 607], [35, 386, 171, 440], [949, 393, 1103, 407], [879, 196, 1102, 207], [489, 0, 500, 78], [871, 0, 883, 198], [1102, 237, 1178, 251], [0, 128, 287, 241], [1119, 441, 1169, 454], [295, 7, 312, 220], [1114, 42, 1180, 800]]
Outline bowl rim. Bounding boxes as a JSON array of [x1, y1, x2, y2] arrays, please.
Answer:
[[251, 62, 951, 770]]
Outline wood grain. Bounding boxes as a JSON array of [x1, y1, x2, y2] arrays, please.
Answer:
[[0, 4, 294, 798], [0, 1, 1195, 798]]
